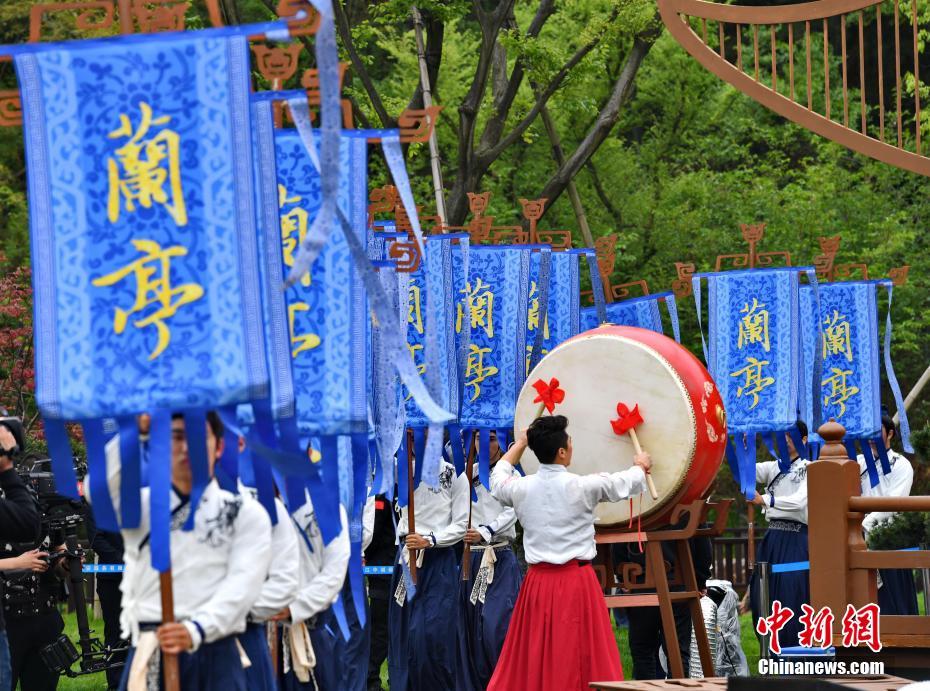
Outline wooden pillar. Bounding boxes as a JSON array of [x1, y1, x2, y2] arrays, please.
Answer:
[[807, 420, 865, 638]]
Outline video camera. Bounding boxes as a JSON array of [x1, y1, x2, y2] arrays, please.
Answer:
[[1, 443, 126, 679]]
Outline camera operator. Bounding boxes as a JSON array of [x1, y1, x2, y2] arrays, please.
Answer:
[[0, 419, 42, 691]]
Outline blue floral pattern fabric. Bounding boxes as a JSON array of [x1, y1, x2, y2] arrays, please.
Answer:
[[17, 33, 271, 421], [458, 246, 531, 429], [274, 129, 369, 437], [581, 294, 665, 334], [800, 281, 880, 439]]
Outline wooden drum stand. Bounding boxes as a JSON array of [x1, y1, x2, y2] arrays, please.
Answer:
[[593, 499, 733, 679]]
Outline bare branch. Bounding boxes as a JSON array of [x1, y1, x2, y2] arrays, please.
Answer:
[[332, 0, 394, 127], [476, 29, 605, 167], [536, 36, 655, 212], [586, 161, 622, 224]]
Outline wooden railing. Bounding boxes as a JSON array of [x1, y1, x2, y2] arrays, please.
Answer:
[[809, 420, 930, 656]]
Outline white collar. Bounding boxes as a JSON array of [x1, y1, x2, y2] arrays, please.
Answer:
[[538, 464, 568, 473]]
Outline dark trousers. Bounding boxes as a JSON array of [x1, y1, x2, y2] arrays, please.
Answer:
[[7, 610, 64, 691], [367, 590, 390, 691], [97, 577, 127, 689], [626, 603, 692, 680]]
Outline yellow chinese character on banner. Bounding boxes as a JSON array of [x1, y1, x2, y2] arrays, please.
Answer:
[[822, 367, 859, 417], [823, 310, 853, 362], [465, 343, 499, 401], [408, 284, 424, 335], [92, 239, 203, 361], [730, 357, 775, 409], [279, 185, 311, 288], [288, 302, 321, 358], [737, 298, 771, 352], [456, 278, 495, 338], [527, 281, 550, 340], [107, 102, 187, 227]]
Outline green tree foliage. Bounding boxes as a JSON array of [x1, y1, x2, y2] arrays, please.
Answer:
[[0, 1, 927, 479]]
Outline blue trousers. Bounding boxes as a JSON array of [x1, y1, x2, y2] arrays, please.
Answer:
[[119, 635, 246, 691], [388, 546, 459, 691], [333, 579, 370, 691], [750, 520, 809, 651], [878, 568, 919, 615], [0, 630, 10, 691], [279, 609, 340, 691], [238, 622, 275, 691], [456, 546, 523, 691]]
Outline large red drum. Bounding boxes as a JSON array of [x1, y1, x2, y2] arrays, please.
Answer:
[[514, 325, 727, 529]]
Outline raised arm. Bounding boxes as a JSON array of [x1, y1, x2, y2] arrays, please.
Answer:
[[579, 465, 648, 509], [490, 432, 528, 507]]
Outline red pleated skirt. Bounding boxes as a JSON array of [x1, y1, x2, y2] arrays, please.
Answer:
[[486, 560, 623, 691]]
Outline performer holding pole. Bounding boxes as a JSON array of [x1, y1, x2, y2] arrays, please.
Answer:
[[487, 415, 650, 690], [388, 447, 468, 691], [457, 431, 522, 691], [87, 412, 274, 691], [748, 421, 810, 651]]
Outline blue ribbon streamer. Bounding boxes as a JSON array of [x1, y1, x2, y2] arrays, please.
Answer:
[[585, 251, 607, 325], [84, 419, 119, 532], [44, 418, 80, 500], [529, 248, 552, 372], [774, 431, 792, 475], [288, 103, 453, 429], [478, 428, 491, 490], [806, 269, 823, 432], [307, 436, 342, 545], [787, 425, 808, 465], [874, 439, 893, 476], [664, 295, 681, 343], [859, 439, 880, 488], [692, 275, 709, 363], [447, 424, 466, 475], [118, 417, 142, 529], [881, 282, 913, 452], [215, 419, 240, 494], [412, 428, 427, 489], [397, 434, 410, 509], [181, 410, 209, 531], [148, 411, 172, 572], [331, 594, 351, 642], [349, 433, 368, 628], [286, 0, 340, 281]]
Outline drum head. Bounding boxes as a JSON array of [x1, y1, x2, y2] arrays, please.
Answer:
[[515, 330, 697, 526]]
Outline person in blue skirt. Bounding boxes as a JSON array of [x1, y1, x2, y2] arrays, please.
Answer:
[[456, 431, 522, 691], [858, 413, 918, 615], [749, 420, 810, 652], [388, 452, 468, 691]]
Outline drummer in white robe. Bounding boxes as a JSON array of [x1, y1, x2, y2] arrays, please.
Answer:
[[456, 431, 522, 691], [857, 413, 917, 615], [88, 413, 273, 691], [276, 487, 351, 691], [749, 421, 810, 652], [388, 451, 468, 691]]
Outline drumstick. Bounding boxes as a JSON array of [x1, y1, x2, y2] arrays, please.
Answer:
[[610, 402, 659, 500]]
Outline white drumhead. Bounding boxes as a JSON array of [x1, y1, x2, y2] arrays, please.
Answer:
[[515, 331, 697, 526]]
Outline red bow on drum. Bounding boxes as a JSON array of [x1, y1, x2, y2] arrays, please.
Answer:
[[531, 378, 565, 417]]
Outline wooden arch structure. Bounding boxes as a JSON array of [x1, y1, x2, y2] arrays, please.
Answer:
[[657, 0, 929, 177]]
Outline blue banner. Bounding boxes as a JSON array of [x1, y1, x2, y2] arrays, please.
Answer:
[[800, 279, 913, 472], [527, 249, 583, 373], [702, 269, 802, 434], [695, 268, 816, 498], [458, 246, 532, 430], [800, 281, 880, 439], [404, 235, 463, 428], [580, 292, 680, 342], [274, 129, 369, 437], [18, 32, 273, 421]]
